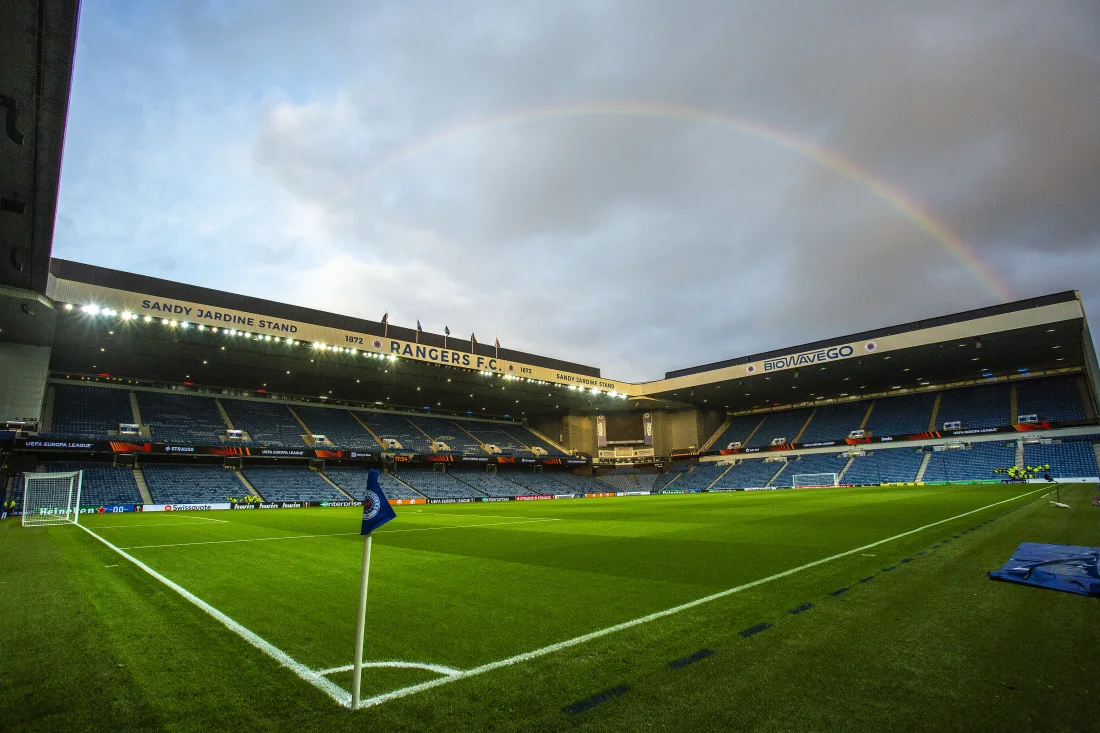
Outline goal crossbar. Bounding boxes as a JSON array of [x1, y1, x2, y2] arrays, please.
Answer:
[[22, 471, 83, 527]]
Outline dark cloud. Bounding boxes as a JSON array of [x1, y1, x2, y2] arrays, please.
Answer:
[[54, 0, 1100, 380]]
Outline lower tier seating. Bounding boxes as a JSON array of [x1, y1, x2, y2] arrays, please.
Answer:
[[450, 470, 533, 497], [710, 460, 784, 490], [323, 467, 424, 500], [393, 470, 486, 499], [1023, 439, 1099, 479], [923, 442, 1015, 483], [842, 449, 925, 484], [142, 464, 245, 504], [24, 462, 143, 507], [242, 466, 348, 502]]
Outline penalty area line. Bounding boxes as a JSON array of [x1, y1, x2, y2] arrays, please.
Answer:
[[355, 485, 1049, 709], [76, 524, 351, 708]]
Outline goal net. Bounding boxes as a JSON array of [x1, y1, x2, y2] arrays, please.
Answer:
[[791, 473, 838, 488], [22, 471, 83, 527]]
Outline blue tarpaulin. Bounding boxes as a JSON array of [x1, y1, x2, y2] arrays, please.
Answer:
[[988, 542, 1100, 597]]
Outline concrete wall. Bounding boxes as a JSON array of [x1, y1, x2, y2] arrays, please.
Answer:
[[0, 343, 51, 422]]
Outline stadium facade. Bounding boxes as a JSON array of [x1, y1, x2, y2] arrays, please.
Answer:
[[1, 259, 1098, 509]]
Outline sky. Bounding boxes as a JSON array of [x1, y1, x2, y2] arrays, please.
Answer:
[[54, 0, 1100, 382]]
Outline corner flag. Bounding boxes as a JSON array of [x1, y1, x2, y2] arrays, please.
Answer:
[[360, 468, 396, 535], [352, 469, 396, 707]]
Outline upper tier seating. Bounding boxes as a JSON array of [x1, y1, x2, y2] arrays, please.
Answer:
[[37, 462, 143, 506], [778, 452, 850, 485], [798, 402, 871, 443], [501, 426, 567, 455], [394, 470, 486, 499], [49, 385, 133, 439], [1017, 378, 1086, 423], [450, 470, 532, 497], [136, 392, 230, 444], [322, 467, 423, 500], [462, 425, 534, 455], [936, 384, 1011, 430], [842, 449, 925, 484], [242, 466, 347, 502], [293, 406, 379, 450], [221, 399, 305, 447], [746, 409, 814, 448], [354, 412, 432, 453], [710, 459, 784, 489], [1023, 439, 1099, 479], [862, 393, 937, 437], [407, 416, 484, 455], [143, 464, 244, 504], [708, 415, 765, 450], [923, 442, 1015, 483]]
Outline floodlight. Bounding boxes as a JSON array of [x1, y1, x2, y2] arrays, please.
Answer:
[[82, 304, 100, 315]]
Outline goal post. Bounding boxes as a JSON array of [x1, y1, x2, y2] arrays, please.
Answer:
[[791, 473, 838, 488], [21, 471, 83, 527]]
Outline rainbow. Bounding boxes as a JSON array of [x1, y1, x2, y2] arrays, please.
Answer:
[[347, 100, 1013, 301]]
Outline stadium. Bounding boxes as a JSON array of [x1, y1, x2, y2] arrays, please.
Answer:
[[3, 3, 1099, 732]]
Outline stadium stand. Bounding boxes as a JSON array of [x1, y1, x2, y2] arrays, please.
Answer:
[[746, 409, 813, 448], [501, 426, 567, 456], [1017, 377, 1087, 423], [354, 411, 432, 453], [242, 466, 347, 502], [710, 459, 785, 490], [779, 452, 849, 484], [47, 385, 133, 439], [136, 391, 232, 444], [842, 449, 925, 485], [504, 471, 576, 495], [936, 384, 1011, 430], [32, 462, 143, 506], [408, 416, 485, 455], [322, 467, 423, 500], [394, 470, 487, 499], [450, 470, 533, 497], [656, 462, 693, 490], [293, 406, 379, 450], [798, 402, 870, 443], [221, 399, 305, 447], [708, 414, 764, 450], [594, 468, 660, 493], [923, 442, 1016, 483], [1023, 438, 1100, 479], [142, 464, 244, 504], [462, 425, 534, 456], [861, 392, 937, 437], [676, 463, 730, 491]]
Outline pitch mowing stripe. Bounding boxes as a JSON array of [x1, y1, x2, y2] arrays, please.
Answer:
[[77, 524, 353, 708], [354, 486, 1049, 709], [118, 518, 560, 550]]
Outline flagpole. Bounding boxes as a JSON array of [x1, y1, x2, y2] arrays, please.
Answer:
[[351, 531, 374, 708]]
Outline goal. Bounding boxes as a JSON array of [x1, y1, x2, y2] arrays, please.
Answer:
[[791, 473, 838, 488], [21, 471, 83, 527]]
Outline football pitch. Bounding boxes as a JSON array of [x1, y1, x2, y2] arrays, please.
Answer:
[[4, 483, 1099, 731]]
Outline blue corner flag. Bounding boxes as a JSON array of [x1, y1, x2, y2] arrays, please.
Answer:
[[361, 469, 396, 535]]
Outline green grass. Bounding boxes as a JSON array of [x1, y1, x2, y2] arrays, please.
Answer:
[[2, 483, 1098, 731]]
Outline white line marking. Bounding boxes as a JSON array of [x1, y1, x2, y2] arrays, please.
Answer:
[[76, 524, 351, 707], [119, 518, 559, 550], [90, 521, 227, 529], [183, 516, 230, 523], [356, 486, 1048, 709], [317, 660, 462, 677], [410, 512, 562, 520]]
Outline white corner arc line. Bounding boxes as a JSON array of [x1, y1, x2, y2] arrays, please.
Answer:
[[76, 524, 353, 708], [119, 518, 560, 550], [356, 486, 1048, 709], [318, 660, 462, 677]]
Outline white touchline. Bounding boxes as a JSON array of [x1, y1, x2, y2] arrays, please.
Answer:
[[354, 486, 1049, 709], [119, 518, 560, 550], [91, 520, 229, 529], [76, 524, 352, 708]]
